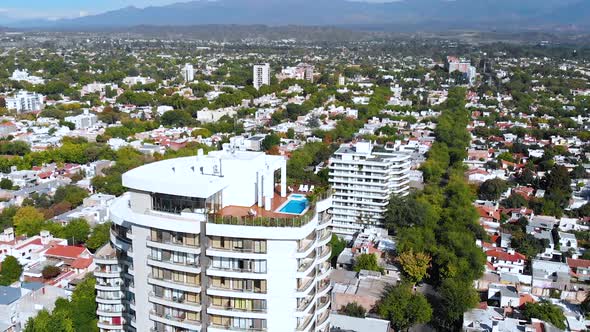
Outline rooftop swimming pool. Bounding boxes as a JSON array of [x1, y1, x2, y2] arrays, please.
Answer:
[[278, 194, 309, 215]]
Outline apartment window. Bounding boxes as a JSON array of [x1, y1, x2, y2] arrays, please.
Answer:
[[210, 237, 267, 253], [151, 193, 206, 214], [184, 233, 198, 247], [186, 292, 199, 304], [186, 311, 200, 322]]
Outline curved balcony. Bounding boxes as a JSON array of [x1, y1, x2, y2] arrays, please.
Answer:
[[316, 296, 330, 314], [147, 256, 201, 274], [97, 307, 124, 317], [96, 297, 124, 305], [110, 229, 131, 252], [96, 281, 124, 291], [296, 314, 314, 332], [206, 267, 267, 280], [295, 239, 316, 259], [147, 236, 201, 255], [207, 286, 268, 300], [316, 231, 331, 247], [316, 246, 331, 264], [97, 321, 124, 330], [295, 278, 315, 297], [149, 311, 202, 331], [207, 305, 267, 319], [295, 295, 315, 317], [94, 267, 122, 278], [208, 323, 267, 332], [316, 310, 330, 331], [296, 254, 316, 278], [94, 245, 119, 265], [148, 274, 202, 293], [149, 292, 202, 312], [206, 247, 267, 260], [317, 281, 331, 298], [316, 264, 331, 282]]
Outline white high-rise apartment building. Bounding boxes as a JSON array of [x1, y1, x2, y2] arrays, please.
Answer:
[[329, 141, 411, 236], [182, 63, 195, 83], [253, 63, 270, 90], [95, 147, 332, 332], [5, 90, 44, 113]]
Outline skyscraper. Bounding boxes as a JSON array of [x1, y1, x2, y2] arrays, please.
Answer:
[[181, 63, 195, 83], [253, 63, 270, 90], [95, 147, 332, 332], [329, 141, 411, 236]]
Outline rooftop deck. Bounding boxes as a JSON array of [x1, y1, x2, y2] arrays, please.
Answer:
[[217, 192, 291, 219], [212, 191, 315, 227]]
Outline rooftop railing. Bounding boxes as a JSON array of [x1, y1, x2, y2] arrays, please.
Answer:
[[208, 204, 316, 228]]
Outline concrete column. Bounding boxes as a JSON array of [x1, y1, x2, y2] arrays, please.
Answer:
[[280, 161, 287, 197], [258, 172, 263, 208], [264, 169, 274, 211]]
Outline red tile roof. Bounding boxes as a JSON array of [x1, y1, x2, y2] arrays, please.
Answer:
[[477, 206, 501, 221], [567, 258, 590, 269], [519, 294, 536, 307], [45, 245, 86, 259], [486, 248, 526, 263], [71, 257, 93, 269]]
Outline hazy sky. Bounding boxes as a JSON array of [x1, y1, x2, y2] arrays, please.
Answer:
[[0, 1, 185, 19], [0, 0, 396, 20]]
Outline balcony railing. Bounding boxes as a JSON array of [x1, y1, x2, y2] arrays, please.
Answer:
[[149, 310, 200, 324], [147, 236, 200, 248], [209, 323, 267, 331], [209, 245, 267, 254], [147, 255, 199, 268], [208, 204, 317, 228], [148, 273, 201, 289], [149, 292, 200, 307], [209, 304, 267, 313], [296, 314, 314, 331]]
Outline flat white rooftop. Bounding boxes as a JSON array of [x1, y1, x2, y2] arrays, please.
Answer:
[[122, 150, 286, 200]]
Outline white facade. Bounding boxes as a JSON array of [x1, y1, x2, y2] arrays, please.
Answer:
[[182, 64, 195, 83], [329, 142, 411, 236], [10, 69, 44, 85], [5, 91, 44, 113], [96, 148, 332, 332], [253, 64, 270, 90], [65, 109, 98, 129]]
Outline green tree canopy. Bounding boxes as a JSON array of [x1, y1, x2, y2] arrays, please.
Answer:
[[62, 218, 90, 245], [522, 301, 566, 330], [86, 222, 112, 251], [353, 253, 383, 273], [54, 185, 89, 208], [339, 302, 366, 318], [0, 255, 22, 285], [376, 283, 432, 331], [437, 279, 479, 329], [13, 206, 46, 236], [478, 178, 509, 201]]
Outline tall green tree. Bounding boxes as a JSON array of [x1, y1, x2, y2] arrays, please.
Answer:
[[522, 301, 566, 329], [87, 222, 112, 251], [0, 255, 22, 285], [353, 253, 383, 273], [478, 178, 508, 201], [376, 283, 432, 331], [62, 218, 90, 245], [339, 302, 366, 318], [13, 206, 46, 236], [436, 279, 479, 329]]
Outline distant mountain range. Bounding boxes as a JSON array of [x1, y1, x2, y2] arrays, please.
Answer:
[[6, 0, 590, 31]]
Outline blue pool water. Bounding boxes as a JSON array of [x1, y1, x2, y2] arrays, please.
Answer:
[[279, 196, 309, 214]]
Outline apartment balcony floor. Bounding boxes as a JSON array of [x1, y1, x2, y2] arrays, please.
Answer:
[[217, 192, 291, 219]]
